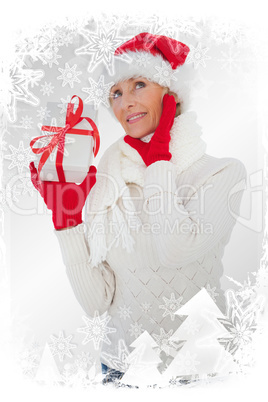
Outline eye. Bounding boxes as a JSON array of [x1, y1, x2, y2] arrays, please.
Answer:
[[111, 89, 122, 100], [135, 81, 146, 89]]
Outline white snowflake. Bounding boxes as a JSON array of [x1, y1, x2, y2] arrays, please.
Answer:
[[37, 106, 51, 121], [75, 352, 94, 371], [168, 376, 182, 387], [17, 174, 35, 196], [49, 331, 77, 362], [182, 317, 201, 336], [75, 25, 126, 75], [4, 140, 34, 174], [154, 61, 178, 86], [152, 328, 177, 355], [15, 35, 47, 67], [226, 275, 257, 300], [23, 69, 44, 88], [77, 311, 116, 350], [140, 16, 177, 38], [137, 15, 202, 40], [57, 62, 82, 88], [62, 362, 78, 379], [118, 305, 132, 320], [159, 293, 183, 321], [101, 339, 130, 372], [57, 96, 73, 115], [0, 137, 8, 153], [175, 350, 200, 375], [82, 75, 114, 109], [22, 132, 31, 140], [0, 60, 43, 122], [0, 184, 20, 207], [19, 348, 39, 378], [98, 14, 129, 33], [53, 26, 75, 47], [141, 302, 152, 313], [40, 46, 62, 68], [58, 114, 67, 127], [231, 341, 256, 373], [34, 128, 73, 163], [210, 20, 246, 46], [61, 366, 77, 387], [128, 322, 143, 339], [30, 341, 42, 354], [20, 115, 34, 129], [61, 363, 96, 388], [186, 43, 211, 69], [217, 48, 242, 73], [218, 289, 264, 356], [134, 53, 152, 67], [255, 265, 268, 292], [40, 81, 54, 96], [39, 25, 60, 49], [205, 284, 219, 302], [176, 18, 203, 37]]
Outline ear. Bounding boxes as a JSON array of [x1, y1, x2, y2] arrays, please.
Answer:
[[162, 88, 181, 117], [167, 90, 181, 117], [167, 90, 179, 103]]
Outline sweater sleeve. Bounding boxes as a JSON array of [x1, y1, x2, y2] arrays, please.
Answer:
[[143, 158, 246, 268], [54, 223, 116, 316]]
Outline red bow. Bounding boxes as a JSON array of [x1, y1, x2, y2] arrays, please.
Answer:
[[30, 95, 100, 182]]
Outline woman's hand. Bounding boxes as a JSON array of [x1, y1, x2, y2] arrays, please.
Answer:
[[29, 162, 97, 230], [124, 94, 177, 166]]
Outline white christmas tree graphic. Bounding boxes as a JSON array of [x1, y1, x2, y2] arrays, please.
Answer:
[[163, 288, 237, 382], [120, 330, 163, 387], [35, 343, 62, 385]]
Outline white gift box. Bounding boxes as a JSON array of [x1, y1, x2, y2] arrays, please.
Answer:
[[33, 101, 98, 184]]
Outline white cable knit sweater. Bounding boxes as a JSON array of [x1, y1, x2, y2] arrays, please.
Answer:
[[55, 114, 246, 372]]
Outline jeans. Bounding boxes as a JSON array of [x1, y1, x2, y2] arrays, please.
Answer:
[[101, 363, 124, 384]]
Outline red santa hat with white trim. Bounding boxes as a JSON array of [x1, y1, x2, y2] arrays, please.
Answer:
[[111, 32, 194, 113]]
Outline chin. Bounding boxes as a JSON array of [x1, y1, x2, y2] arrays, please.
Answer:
[[135, 130, 155, 139], [127, 125, 156, 138], [128, 132, 146, 139]]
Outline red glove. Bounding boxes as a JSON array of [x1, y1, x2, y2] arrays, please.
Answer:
[[29, 162, 97, 230], [124, 94, 177, 166]]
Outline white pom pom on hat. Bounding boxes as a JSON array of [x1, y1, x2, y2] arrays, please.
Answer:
[[110, 32, 195, 113]]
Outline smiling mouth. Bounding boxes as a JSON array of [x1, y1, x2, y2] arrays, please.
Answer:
[[127, 113, 147, 122]]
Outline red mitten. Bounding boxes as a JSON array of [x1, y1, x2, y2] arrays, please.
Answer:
[[29, 162, 97, 230], [124, 94, 176, 166]]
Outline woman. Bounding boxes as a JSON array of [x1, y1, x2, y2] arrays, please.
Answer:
[[30, 33, 246, 383]]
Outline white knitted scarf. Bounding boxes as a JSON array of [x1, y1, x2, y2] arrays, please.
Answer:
[[84, 111, 207, 267]]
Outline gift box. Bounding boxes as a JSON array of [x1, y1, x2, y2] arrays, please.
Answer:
[[30, 96, 100, 183]]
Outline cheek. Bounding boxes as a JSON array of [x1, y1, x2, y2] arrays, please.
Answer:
[[151, 100, 163, 124], [112, 104, 122, 123]]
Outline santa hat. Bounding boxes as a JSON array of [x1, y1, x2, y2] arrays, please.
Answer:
[[110, 32, 194, 112]]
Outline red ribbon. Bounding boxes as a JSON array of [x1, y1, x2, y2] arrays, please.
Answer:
[[30, 95, 100, 182]]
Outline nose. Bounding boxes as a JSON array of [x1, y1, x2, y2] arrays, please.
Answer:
[[121, 90, 136, 110]]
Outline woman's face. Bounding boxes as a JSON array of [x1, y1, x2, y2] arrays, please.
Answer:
[[110, 77, 167, 138]]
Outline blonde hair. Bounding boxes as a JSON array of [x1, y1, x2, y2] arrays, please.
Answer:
[[175, 102, 181, 117]]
